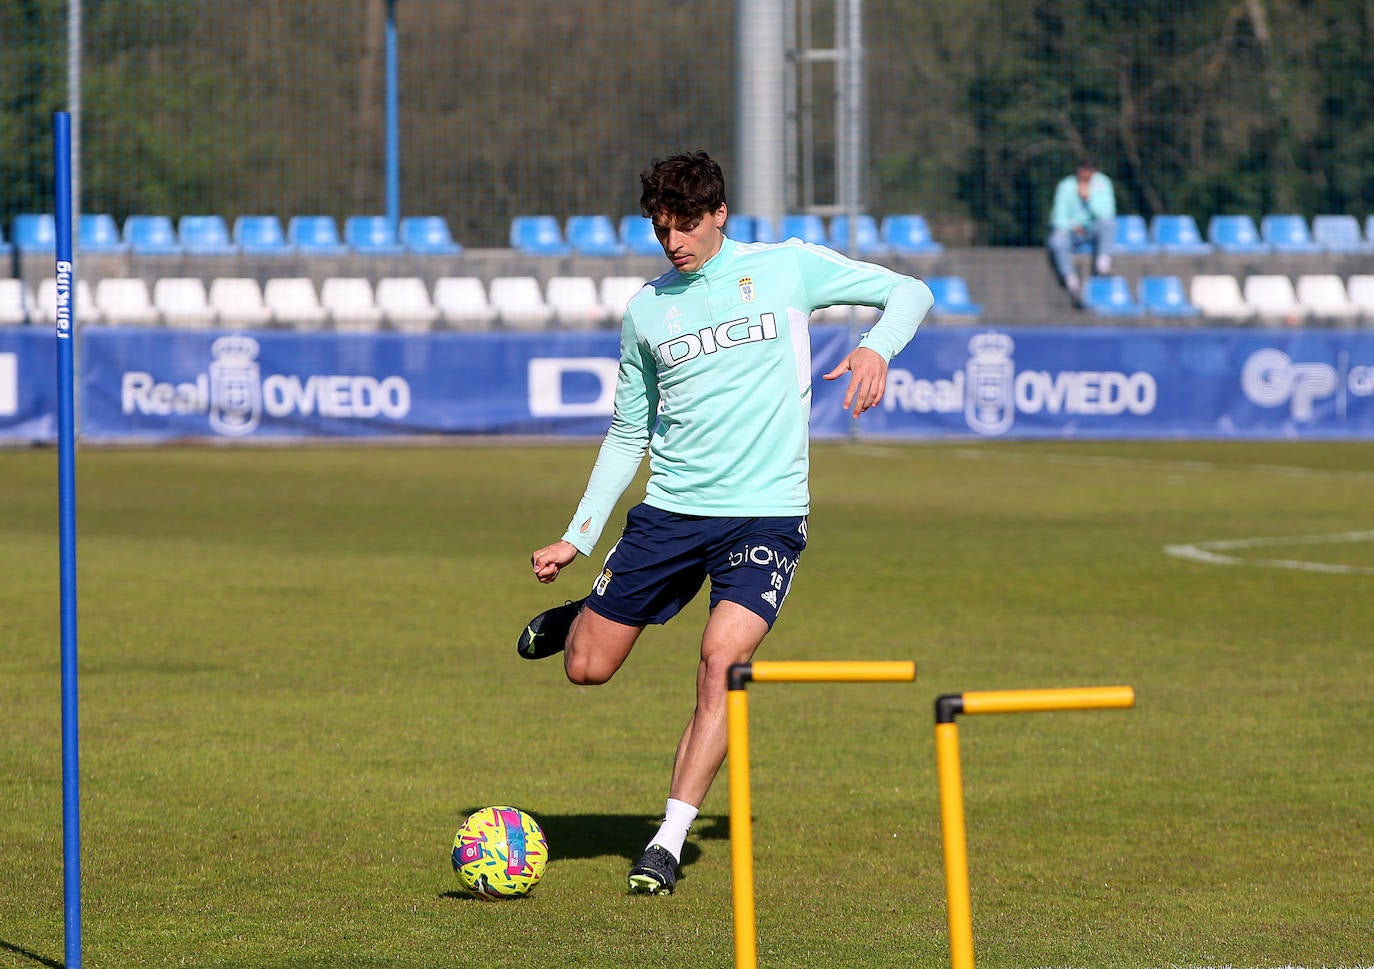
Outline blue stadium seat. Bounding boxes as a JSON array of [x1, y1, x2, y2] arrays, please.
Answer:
[[827, 214, 888, 257], [727, 214, 779, 244], [1080, 275, 1145, 316], [123, 214, 182, 255], [727, 214, 757, 243], [343, 215, 405, 255], [1150, 214, 1213, 255], [880, 214, 944, 254], [750, 215, 780, 243], [619, 215, 662, 256], [233, 215, 292, 255], [78, 213, 127, 253], [565, 215, 625, 256], [779, 214, 829, 245], [1112, 214, 1158, 255], [1207, 214, 1270, 254], [1260, 214, 1323, 254], [1138, 275, 1200, 318], [398, 215, 463, 255], [178, 215, 237, 255], [510, 215, 571, 255], [288, 215, 348, 255], [926, 275, 983, 318], [12, 214, 56, 253], [1310, 214, 1367, 254]]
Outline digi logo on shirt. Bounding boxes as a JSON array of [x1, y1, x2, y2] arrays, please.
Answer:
[[657, 313, 779, 369]]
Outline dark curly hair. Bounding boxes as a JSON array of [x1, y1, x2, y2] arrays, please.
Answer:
[[639, 151, 727, 222]]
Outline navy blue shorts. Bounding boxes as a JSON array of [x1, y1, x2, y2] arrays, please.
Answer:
[[584, 503, 807, 628]]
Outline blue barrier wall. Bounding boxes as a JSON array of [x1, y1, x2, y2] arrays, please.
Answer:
[[3, 325, 1372, 444], [0, 329, 58, 442]]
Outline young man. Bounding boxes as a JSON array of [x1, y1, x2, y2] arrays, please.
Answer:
[[517, 150, 932, 894], [1046, 158, 1117, 304]]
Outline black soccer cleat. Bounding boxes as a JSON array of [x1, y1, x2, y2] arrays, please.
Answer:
[[627, 844, 679, 895], [516, 597, 586, 660]]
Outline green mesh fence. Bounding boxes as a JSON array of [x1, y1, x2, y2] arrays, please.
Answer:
[[3, 0, 1374, 249]]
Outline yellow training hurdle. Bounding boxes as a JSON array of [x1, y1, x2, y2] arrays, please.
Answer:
[[726, 662, 1134, 969], [727, 660, 917, 969], [935, 686, 1135, 969]]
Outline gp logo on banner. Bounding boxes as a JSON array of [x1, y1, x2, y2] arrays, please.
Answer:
[[1240, 347, 1374, 421]]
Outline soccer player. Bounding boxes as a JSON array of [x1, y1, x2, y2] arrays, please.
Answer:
[[518, 150, 933, 894]]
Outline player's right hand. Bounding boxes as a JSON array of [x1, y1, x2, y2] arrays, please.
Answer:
[[531, 540, 579, 583]]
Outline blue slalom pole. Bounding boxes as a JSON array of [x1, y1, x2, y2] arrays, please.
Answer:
[[54, 109, 83, 969]]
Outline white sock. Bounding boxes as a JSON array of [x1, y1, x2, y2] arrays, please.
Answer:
[[648, 798, 698, 862]]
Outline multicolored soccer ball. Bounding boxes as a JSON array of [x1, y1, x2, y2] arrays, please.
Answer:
[[451, 806, 548, 900]]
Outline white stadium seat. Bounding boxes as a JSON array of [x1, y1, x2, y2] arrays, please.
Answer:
[[95, 277, 161, 326], [432, 276, 499, 330], [0, 278, 33, 325], [1189, 274, 1254, 322], [598, 275, 647, 321], [814, 302, 881, 323], [264, 277, 330, 330], [1295, 274, 1361, 324], [376, 277, 441, 333], [1345, 275, 1374, 322], [209, 277, 274, 328], [37, 278, 102, 325], [489, 275, 555, 330], [319, 277, 384, 333], [153, 277, 218, 329], [545, 275, 611, 329], [1243, 274, 1308, 326]]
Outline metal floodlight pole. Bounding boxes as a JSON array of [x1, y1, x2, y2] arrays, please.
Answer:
[[841, 0, 864, 252], [54, 110, 84, 969], [736, 0, 788, 227], [727, 659, 918, 969]]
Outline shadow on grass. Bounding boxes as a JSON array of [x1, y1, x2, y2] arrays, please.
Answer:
[[537, 811, 729, 863], [440, 810, 730, 900], [0, 940, 63, 969]]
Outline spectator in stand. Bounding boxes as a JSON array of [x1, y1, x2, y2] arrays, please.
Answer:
[[1047, 158, 1117, 305]]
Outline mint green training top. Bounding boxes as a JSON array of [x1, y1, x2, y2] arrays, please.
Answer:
[[1049, 171, 1116, 232], [561, 236, 933, 556]]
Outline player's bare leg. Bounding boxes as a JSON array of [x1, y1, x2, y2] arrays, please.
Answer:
[[630, 601, 769, 894], [670, 601, 769, 804], [563, 607, 643, 685]]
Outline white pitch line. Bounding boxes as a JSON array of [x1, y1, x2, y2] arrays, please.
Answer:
[[953, 447, 1374, 481], [898, 447, 1374, 574], [1164, 530, 1374, 576]]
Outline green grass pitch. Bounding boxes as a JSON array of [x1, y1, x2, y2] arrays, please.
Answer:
[[2, 440, 1372, 968]]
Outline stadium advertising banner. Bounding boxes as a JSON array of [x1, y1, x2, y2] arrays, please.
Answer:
[[836, 325, 1374, 440], [0, 328, 58, 443], [79, 327, 622, 440], [0, 325, 1368, 444]]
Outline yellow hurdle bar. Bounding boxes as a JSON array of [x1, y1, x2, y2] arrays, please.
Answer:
[[960, 685, 1135, 716], [747, 659, 917, 684], [727, 660, 916, 969], [934, 685, 1135, 969]]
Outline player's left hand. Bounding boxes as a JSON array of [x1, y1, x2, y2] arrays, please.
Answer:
[[823, 346, 888, 418]]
